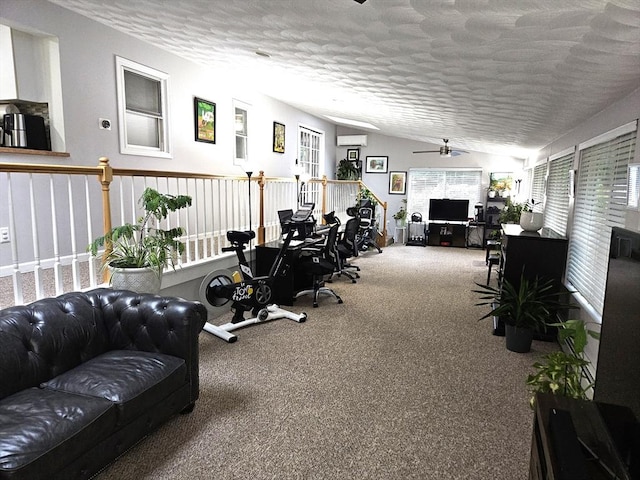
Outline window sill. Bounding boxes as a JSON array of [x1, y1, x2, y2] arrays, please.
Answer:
[[0, 147, 70, 157]]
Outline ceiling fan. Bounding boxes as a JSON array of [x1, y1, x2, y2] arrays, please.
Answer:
[[413, 139, 468, 157]]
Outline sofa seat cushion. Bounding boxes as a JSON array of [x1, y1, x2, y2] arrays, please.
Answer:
[[0, 387, 116, 477], [42, 350, 187, 426]]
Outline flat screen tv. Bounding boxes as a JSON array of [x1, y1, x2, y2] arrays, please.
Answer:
[[428, 198, 469, 222], [594, 227, 640, 420]]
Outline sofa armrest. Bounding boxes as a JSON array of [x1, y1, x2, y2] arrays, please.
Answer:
[[85, 288, 207, 401]]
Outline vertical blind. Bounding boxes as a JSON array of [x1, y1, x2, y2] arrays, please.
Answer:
[[544, 151, 574, 235], [407, 169, 482, 218], [566, 129, 636, 315]]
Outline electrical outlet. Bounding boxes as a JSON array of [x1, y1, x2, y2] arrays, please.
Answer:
[[99, 118, 112, 130], [0, 227, 9, 244]]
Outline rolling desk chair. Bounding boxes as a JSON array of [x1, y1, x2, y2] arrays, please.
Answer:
[[294, 224, 343, 308], [357, 206, 382, 253], [335, 215, 360, 283]]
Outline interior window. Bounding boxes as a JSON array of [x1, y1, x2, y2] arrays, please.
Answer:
[[233, 100, 249, 165], [116, 56, 170, 157]]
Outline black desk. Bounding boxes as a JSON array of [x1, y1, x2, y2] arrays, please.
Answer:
[[255, 237, 324, 306]]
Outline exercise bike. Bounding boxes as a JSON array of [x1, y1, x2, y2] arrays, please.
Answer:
[[199, 209, 313, 343]]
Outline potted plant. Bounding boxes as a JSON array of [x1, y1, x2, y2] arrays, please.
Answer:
[[527, 319, 600, 408], [88, 187, 192, 293], [393, 199, 407, 226], [356, 187, 378, 208], [519, 199, 543, 232], [336, 158, 359, 180], [473, 273, 575, 353], [498, 197, 524, 224]]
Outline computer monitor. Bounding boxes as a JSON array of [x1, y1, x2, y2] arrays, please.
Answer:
[[278, 209, 294, 236]]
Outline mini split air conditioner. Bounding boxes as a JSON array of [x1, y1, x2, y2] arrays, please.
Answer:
[[336, 135, 368, 147]]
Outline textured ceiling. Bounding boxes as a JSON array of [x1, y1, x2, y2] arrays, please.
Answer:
[[48, 0, 640, 157]]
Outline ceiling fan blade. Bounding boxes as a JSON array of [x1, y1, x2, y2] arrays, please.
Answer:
[[451, 150, 468, 156], [412, 150, 440, 154]]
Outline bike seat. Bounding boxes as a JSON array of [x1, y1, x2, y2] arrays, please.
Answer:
[[226, 230, 256, 245]]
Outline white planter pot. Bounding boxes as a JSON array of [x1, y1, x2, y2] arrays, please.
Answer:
[[109, 266, 162, 294], [520, 211, 544, 232]]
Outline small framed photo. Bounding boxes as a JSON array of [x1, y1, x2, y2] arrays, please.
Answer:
[[365, 156, 388, 173], [194, 97, 216, 144], [389, 171, 407, 195], [347, 148, 359, 161], [273, 121, 285, 153]]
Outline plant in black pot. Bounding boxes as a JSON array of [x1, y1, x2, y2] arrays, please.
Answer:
[[88, 187, 192, 293], [473, 273, 575, 353]]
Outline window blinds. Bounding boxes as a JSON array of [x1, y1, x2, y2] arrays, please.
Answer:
[[544, 152, 574, 235], [566, 129, 636, 316], [407, 169, 482, 218], [530, 163, 547, 212]]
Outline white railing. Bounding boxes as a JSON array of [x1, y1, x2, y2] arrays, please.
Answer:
[[0, 158, 385, 307]]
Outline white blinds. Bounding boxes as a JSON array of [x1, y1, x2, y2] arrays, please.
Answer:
[[530, 163, 547, 212], [407, 169, 482, 218], [566, 130, 636, 315], [544, 152, 574, 235]]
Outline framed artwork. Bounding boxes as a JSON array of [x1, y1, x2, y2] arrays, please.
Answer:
[[347, 148, 359, 161], [273, 121, 285, 153], [194, 97, 216, 144], [389, 171, 407, 195], [365, 156, 388, 173]]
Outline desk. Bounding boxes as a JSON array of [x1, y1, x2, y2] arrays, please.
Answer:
[[255, 237, 324, 305]]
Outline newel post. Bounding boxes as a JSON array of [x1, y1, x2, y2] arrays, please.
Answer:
[[257, 171, 266, 244], [97, 157, 113, 282]]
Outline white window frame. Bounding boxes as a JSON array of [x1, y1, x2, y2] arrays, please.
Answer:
[[566, 122, 636, 317], [115, 56, 170, 158], [544, 148, 575, 235], [407, 168, 483, 220], [297, 125, 324, 207], [233, 99, 250, 166]]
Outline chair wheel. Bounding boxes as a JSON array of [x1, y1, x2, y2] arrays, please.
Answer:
[[338, 299, 344, 304], [351, 279, 356, 283]]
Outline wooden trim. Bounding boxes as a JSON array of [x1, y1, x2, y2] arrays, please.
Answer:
[[0, 147, 70, 157]]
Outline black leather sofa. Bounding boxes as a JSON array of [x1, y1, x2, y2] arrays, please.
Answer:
[[0, 289, 207, 480]]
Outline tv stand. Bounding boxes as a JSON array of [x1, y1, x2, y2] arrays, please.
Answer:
[[427, 222, 467, 247]]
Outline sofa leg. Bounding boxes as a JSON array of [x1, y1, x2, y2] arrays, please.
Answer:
[[180, 402, 196, 414]]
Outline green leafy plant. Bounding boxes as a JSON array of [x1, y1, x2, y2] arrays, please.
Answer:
[[473, 273, 575, 331], [499, 197, 524, 224], [356, 187, 378, 207], [393, 199, 407, 222], [527, 319, 600, 407], [88, 188, 192, 275], [336, 158, 359, 180]]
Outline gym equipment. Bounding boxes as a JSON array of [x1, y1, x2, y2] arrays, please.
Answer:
[[356, 206, 382, 253], [199, 209, 313, 342]]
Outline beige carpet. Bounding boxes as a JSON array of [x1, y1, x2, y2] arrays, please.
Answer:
[[95, 244, 558, 480]]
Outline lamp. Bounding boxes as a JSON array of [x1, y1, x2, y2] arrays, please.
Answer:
[[242, 162, 255, 268], [293, 158, 304, 209]]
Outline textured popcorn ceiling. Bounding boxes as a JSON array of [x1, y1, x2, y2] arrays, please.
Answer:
[[49, 0, 640, 157]]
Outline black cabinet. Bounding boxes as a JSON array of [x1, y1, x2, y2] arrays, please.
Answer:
[[494, 224, 568, 335], [484, 195, 506, 246], [427, 222, 467, 247]]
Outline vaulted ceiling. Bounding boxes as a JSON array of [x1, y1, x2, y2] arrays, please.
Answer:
[[49, 0, 640, 157]]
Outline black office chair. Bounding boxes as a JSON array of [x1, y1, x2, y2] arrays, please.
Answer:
[[357, 206, 382, 253], [335, 215, 360, 283], [294, 224, 343, 308]]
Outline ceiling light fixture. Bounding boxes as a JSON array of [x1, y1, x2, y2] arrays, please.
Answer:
[[325, 115, 379, 130]]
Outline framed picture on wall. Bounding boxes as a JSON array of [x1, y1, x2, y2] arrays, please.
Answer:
[[347, 148, 359, 161], [365, 156, 388, 173], [273, 121, 285, 153], [194, 97, 216, 144], [389, 171, 406, 195]]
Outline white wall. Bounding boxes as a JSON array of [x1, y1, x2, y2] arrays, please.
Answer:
[[0, 0, 336, 177]]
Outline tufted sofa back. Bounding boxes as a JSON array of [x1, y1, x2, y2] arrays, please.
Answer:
[[0, 289, 207, 402]]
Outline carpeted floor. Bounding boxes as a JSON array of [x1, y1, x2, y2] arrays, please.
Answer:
[[95, 243, 558, 480]]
